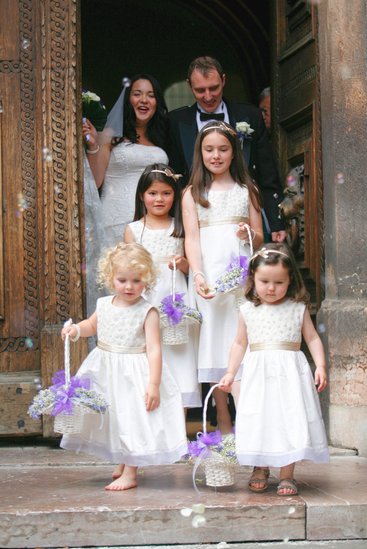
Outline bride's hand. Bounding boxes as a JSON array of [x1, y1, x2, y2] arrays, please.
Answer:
[[82, 118, 98, 149]]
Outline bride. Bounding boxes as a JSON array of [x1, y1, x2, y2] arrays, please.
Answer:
[[83, 73, 169, 250], [82, 74, 169, 317]]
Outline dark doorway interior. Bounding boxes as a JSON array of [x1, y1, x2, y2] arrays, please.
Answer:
[[80, 0, 272, 426], [80, 0, 271, 110]]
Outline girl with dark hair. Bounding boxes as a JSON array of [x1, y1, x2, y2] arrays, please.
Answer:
[[82, 74, 169, 249], [182, 121, 263, 434], [220, 243, 329, 496], [124, 164, 201, 410]]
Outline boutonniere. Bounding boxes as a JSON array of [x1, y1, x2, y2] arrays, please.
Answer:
[[236, 121, 254, 147]]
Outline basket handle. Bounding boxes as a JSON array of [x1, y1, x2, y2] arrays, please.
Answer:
[[202, 383, 221, 434], [240, 223, 254, 257], [171, 257, 176, 300], [63, 318, 73, 388]]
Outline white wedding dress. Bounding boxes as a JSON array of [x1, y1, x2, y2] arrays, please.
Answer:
[[100, 142, 168, 248]]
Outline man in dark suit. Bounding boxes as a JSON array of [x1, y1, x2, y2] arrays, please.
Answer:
[[168, 56, 286, 242]]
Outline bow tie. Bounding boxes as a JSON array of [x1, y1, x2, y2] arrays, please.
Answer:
[[199, 111, 225, 122]]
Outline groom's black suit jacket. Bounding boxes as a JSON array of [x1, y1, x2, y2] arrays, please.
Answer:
[[168, 101, 284, 232]]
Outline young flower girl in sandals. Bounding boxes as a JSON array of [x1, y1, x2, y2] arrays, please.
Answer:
[[220, 243, 329, 496]]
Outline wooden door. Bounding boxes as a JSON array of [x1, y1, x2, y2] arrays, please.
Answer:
[[0, 0, 86, 436], [272, 0, 324, 311]]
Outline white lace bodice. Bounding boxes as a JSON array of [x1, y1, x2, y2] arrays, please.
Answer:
[[128, 220, 183, 259], [100, 142, 168, 242], [240, 300, 306, 344], [96, 296, 153, 348], [196, 184, 249, 224]]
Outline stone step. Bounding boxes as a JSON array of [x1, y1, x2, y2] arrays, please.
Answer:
[[0, 445, 366, 548]]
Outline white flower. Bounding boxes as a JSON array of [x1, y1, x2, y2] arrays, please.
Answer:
[[236, 121, 254, 136], [82, 91, 101, 103]]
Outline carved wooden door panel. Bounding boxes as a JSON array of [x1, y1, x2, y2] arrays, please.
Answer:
[[272, 0, 324, 310], [0, 0, 85, 436]]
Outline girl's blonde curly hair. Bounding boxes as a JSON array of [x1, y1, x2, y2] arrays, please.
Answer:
[[97, 242, 157, 293]]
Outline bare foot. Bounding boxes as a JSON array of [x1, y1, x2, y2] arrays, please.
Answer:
[[112, 464, 125, 480], [105, 466, 138, 491]]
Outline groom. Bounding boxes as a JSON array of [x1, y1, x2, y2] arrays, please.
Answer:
[[168, 56, 286, 241]]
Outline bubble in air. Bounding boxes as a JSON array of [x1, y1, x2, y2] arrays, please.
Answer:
[[288, 506, 296, 515], [21, 38, 30, 49], [286, 174, 297, 187], [192, 503, 206, 514], [192, 514, 206, 528], [317, 323, 326, 334], [180, 507, 192, 517], [43, 147, 53, 165], [17, 192, 27, 213], [340, 64, 352, 80], [25, 337, 34, 349], [335, 172, 345, 185], [122, 77, 131, 88]]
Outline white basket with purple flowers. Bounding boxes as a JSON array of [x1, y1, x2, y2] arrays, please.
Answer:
[[159, 259, 202, 345], [188, 384, 238, 489], [28, 320, 108, 434], [212, 224, 253, 308]]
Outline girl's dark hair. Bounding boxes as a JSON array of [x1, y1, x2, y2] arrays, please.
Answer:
[[188, 121, 261, 210], [112, 74, 169, 152], [133, 163, 184, 238], [245, 243, 309, 305]]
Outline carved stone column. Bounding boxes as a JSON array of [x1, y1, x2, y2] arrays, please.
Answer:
[[317, 0, 367, 455]]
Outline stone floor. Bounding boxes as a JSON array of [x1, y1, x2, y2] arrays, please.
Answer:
[[0, 439, 366, 549]]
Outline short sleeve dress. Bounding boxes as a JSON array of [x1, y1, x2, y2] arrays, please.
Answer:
[[128, 219, 201, 408], [235, 299, 329, 467], [60, 296, 188, 466], [194, 184, 251, 382]]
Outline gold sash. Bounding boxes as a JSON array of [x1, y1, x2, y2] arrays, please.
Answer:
[[154, 255, 173, 264], [199, 216, 250, 228], [249, 342, 301, 352], [98, 341, 146, 354]]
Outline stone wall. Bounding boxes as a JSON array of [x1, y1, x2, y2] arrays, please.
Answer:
[[318, 0, 367, 456]]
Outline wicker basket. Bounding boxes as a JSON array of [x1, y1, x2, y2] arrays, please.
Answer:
[[53, 402, 87, 434], [203, 453, 236, 487], [52, 322, 92, 435], [161, 316, 189, 345], [160, 258, 190, 345], [199, 384, 236, 488]]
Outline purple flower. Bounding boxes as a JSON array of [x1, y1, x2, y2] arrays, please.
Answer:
[[188, 430, 223, 458], [49, 370, 90, 415], [160, 293, 185, 325]]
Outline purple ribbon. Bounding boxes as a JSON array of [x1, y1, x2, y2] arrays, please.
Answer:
[[188, 429, 223, 457], [50, 370, 90, 416], [161, 292, 185, 325]]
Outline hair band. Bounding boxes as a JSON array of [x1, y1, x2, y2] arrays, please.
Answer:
[[251, 247, 289, 262], [149, 168, 182, 182], [201, 122, 237, 136]]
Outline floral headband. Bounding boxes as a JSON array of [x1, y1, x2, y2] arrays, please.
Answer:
[[202, 122, 237, 137], [251, 247, 289, 262], [150, 168, 182, 182]]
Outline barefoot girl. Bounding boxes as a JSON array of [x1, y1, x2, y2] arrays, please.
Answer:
[[182, 121, 263, 433], [61, 243, 187, 491], [124, 164, 201, 408], [220, 243, 329, 495]]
